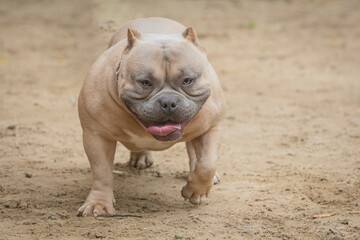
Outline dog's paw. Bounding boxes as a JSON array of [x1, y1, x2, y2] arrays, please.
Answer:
[[77, 190, 115, 217], [181, 179, 213, 205], [77, 200, 115, 217], [130, 151, 153, 170]]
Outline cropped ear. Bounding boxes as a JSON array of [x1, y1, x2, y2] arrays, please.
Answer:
[[182, 27, 200, 46], [126, 28, 141, 50]]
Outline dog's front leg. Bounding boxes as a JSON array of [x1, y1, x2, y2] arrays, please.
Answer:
[[77, 130, 116, 217], [182, 125, 221, 205]]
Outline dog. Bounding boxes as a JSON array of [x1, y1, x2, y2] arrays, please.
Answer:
[[77, 17, 225, 216]]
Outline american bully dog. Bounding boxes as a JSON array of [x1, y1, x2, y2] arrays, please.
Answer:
[[77, 17, 225, 216]]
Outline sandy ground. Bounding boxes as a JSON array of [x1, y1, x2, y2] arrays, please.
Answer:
[[1, 0, 360, 239]]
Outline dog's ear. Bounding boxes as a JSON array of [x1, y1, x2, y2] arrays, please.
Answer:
[[182, 27, 200, 46], [182, 27, 206, 52], [126, 28, 141, 50]]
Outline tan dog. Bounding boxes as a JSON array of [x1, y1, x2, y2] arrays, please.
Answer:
[[77, 17, 225, 217]]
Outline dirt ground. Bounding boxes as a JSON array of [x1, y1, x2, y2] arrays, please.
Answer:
[[0, 0, 360, 239]]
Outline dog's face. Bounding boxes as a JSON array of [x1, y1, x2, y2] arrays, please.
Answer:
[[118, 28, 210, 142]]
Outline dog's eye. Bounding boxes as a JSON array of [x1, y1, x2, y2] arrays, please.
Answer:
[[141, 80, 152, 87], [183, 78, 193, 86]]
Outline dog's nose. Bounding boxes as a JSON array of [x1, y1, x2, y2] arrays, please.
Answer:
[[159, 96, 178, 114]]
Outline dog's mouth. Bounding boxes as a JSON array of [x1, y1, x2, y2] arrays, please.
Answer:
[[126, 105, 190, 142], [146, 120, 190, 141], [146, 121, 181, 136]]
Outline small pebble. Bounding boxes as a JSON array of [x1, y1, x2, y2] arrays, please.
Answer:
[[25, 173, 32, 178], [142, 204, 151, 210], [340, 220, 349, 225], [48, 215, 57, 220], [113, 170, 124, 176], [19, 200, 28, 209], [7, 125, 16, 130], [70, 97, 76, 106], [175, 234, 183, 239], [156, 171, 164, 178], [5, 200, 19, 209]]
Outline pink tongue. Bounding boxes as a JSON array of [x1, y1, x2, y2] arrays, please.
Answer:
[[147, 123, 181, 136]]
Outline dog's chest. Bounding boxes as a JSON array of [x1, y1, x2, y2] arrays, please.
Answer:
[[122, 129, 173, 151]]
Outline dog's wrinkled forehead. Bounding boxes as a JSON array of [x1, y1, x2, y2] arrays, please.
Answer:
[[122, 34, 206, 81]]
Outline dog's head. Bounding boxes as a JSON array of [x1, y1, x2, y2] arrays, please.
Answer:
[[118, 27, 210, 142]]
